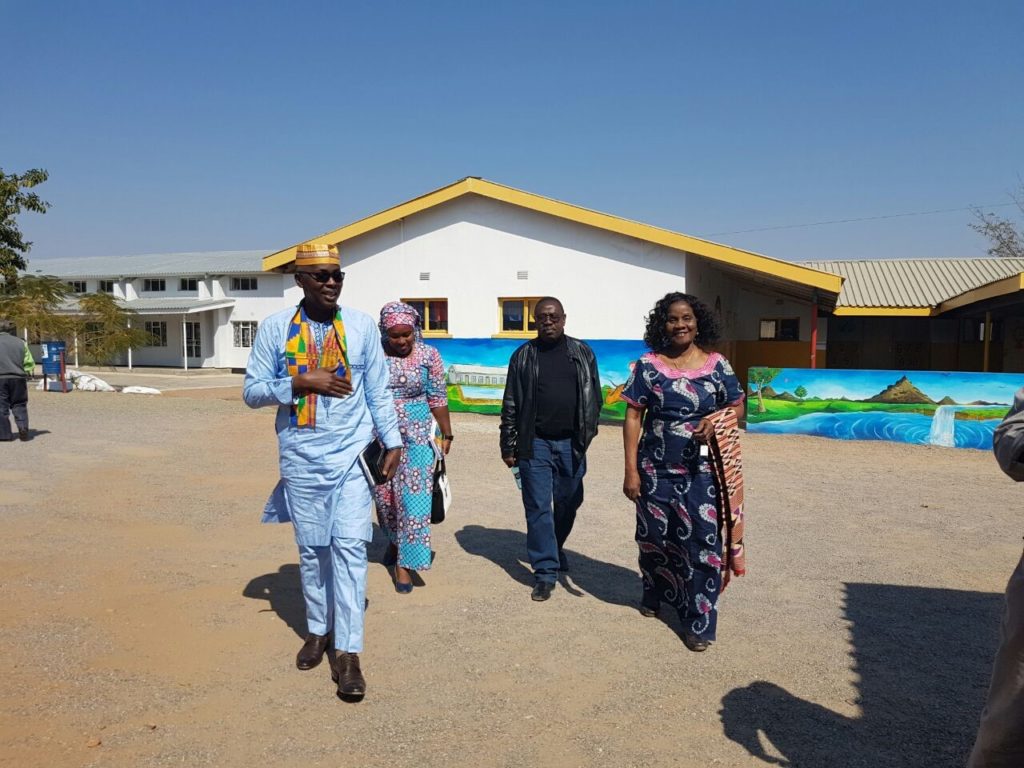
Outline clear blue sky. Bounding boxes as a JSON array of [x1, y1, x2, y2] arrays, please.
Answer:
[[4, 1, 1022, 263]]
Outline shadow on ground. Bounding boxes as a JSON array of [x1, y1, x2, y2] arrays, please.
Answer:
[[455, 524, 640, 608], [243, 525, 394, 638], [243, 564, 306, 639], [720, 582, 1002, 767]]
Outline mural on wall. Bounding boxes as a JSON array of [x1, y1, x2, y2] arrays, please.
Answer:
[[746, 367, 1024, 450], [431, 338, 646, 421]]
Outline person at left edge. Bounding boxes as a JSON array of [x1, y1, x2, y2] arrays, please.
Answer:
[[243, 242, 403, 702], [0, 324, 33, 441]]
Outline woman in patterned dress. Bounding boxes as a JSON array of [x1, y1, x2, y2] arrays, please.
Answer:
[[621, 292, 744, 652], [374, 301, 453, 593]]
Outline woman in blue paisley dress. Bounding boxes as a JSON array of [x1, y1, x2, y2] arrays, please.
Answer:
[[621, 292, 744, 652], [374, 302, 453, 593]]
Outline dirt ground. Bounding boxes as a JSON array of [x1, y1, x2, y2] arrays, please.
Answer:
[[2, 388, 1020, 768]]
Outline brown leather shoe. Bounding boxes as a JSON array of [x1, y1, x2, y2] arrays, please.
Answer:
[[295, 632, 331, 670], [330, 652, 366, 700]]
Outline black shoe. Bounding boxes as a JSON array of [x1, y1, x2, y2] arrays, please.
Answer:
[[639, 591, 659, 618], [531, 582, 554, 602], [682, 633, 710, 653], [557, 550, 569, 572], [331, 652, 366, 700], [17, 429, 29, 442], [295, 632, 331, 670]]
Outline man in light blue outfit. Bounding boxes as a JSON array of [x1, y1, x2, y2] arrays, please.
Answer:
[[244, 243, 402, 701]]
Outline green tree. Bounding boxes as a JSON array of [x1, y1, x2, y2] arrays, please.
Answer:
[[971, 185, 1023, 259], [72, 293, 151, 366], [0, 168, 50, 287], [794, 385, 808, 399], [0, 273, 70, 341], [749, 367, 781, 413]]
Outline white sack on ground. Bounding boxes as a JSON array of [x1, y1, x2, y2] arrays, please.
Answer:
[[68, 372, 117, 392]]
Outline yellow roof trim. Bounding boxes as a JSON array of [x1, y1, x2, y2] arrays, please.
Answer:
[[937, 272, 1024, 314], [832, 306, 936, 317], [263, 177, 843, 295]]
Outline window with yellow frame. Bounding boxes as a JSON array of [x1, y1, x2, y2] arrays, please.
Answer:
[[401, 298, 449, 336], [498, 297, 543, 337]]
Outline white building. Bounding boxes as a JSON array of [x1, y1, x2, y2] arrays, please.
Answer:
[[24, 179, 849, 378], [27, 251, 299, 370], [447, 364, 507, 386], [24, 179, 1024, 377], [264, 177, 842, 380]]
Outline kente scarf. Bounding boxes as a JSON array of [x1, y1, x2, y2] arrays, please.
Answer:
[[285, 303, 350, 429], [706, 407, 746, 588]]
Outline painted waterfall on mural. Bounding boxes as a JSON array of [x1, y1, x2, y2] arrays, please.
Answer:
[[431, 338, 646, 420], [746, 367, 1024, 450]]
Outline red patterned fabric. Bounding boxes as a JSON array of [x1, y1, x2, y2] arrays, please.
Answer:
[[707, 407, 746, 588]]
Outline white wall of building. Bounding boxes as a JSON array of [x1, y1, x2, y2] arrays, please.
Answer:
[[39, 197, 693, 368], [215, 276, 302, 368], [334, 195, 687, 340], [686, 256, 822, 343]]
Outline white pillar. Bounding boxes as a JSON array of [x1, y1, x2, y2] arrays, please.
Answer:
[[73, 333, 80, 367], [127, 318, 133, 370], [182, 316, 188, 371]]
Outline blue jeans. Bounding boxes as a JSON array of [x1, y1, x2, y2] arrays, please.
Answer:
[[518, 438, 586, 584]]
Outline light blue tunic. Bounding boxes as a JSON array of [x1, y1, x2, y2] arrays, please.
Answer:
[[243, 304, 403, 547]]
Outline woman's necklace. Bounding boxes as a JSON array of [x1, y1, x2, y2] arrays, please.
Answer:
[[660, 345, 705, 370]]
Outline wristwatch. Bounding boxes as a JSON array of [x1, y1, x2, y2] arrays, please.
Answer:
[[442, 434, 454, 441]]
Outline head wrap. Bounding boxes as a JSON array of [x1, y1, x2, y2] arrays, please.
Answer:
[[378, 301, 423, 341], [294, 242, 340, 269]]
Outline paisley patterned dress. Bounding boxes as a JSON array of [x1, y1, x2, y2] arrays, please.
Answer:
[[621, 351, 744, 641], [372, 342, 447, 571]]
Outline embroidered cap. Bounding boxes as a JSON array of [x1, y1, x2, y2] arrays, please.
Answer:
[[295, 242, 340, 268]]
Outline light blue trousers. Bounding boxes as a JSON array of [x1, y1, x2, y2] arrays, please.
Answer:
[[297, 537, 367, 653]]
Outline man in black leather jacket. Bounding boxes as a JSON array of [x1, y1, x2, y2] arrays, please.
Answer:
[[499, 297, 601, 601]]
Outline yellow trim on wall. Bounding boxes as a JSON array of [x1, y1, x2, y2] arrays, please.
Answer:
[[937, 273, 1024, 314], [263, 177, 844, 297], [832, 306, 935, 317]]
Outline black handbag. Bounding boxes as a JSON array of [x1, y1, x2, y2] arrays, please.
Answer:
[[431, 456, 450, 524]]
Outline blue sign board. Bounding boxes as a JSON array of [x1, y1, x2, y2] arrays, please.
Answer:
[[40, 341, 67, 376]]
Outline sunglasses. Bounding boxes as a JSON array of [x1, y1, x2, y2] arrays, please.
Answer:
[[298, 270, 345, 284]]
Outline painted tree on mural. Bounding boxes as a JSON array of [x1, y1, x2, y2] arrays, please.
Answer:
[[749, 367, 781, 413], [794, 385, 808, 399]]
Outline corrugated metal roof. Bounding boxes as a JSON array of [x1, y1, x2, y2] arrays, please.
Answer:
[[803, 258, 1024, 308], [57, 297, 236, 315], [121, 298, 237, 314], [25, 250, 269, 279]]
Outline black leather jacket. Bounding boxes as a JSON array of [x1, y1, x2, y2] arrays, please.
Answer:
[[499, 335, 601, 461]]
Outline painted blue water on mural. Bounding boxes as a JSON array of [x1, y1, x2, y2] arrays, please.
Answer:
[[459, 384, 504, 400], [748, 411, 1000, 450]]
